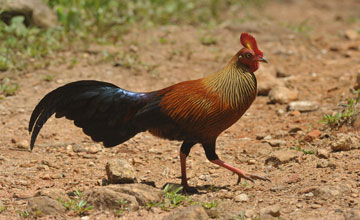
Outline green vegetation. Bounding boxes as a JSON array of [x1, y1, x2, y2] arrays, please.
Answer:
[[283, 19, 312, 34], [292, 141, 315, 155], [17, 210, 30, 218], [113, 199, 129, 217], [0, 0, 265, 73], [0, 205, 4, 213], [0, 78, 19, 97], [147, 184, 218, 210], [321, 90, 360, 130], [58, 189, 93, 216]]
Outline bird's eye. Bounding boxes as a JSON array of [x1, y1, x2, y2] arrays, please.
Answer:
[[245, 53, 252, 58]]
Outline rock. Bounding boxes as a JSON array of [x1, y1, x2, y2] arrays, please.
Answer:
[[344, 208, 360, 220], [287, 101, 319, 112], [0, 0, 57, 28], [235, 193, 249, 202], [35, 188, 69, 202], [275, 67, 290, 78], [162, 205, 209, 220], [83, 186, 139, 211], [27, 196, 66, 216], [344, 29, 358, 40], [331, 133, 360, 151], [83, 184, 162, 211], [260, 205, 281, 217], [285, 174, 301, 184], [289, 110, 301, 116], [316, 149, 330, 159], [268, 86, 298, 104], [316, 159, 329, 168], [72, 145, 88, 153], [256, 66, 282, 96], [267, 139, 286, 147], [303, 130, 322, 142], [17, 140, 29, 149], [106, 159, 137, 184], [265, 150, 301, 167]]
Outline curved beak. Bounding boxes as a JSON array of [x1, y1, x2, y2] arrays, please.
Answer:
[[258, 57, 268, 63]]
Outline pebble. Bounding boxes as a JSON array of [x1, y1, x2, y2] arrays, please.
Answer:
[[276, 109, 285, 116], [88, 162, 95, 167], [247, 159, 256, 165], [344, 29, 358, 40], [268, 86, 298, 104], [310, 204, 322, 209], [303, 130, 322, 142], [316, 159, 329, 168], [17, 140, 29, 149], [287, 101, 319, 112], [331, 133, 359, 151], [41, 174, 51, 180], [276, 67, 290, 78], [267, 139, 286, 147], [260, 205, 281, 217], [289, 110, 301, 116], [316, 149, 330, 159], [235, 193, 249, 202]]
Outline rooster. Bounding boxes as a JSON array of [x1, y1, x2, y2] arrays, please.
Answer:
[[29, 33, 269, 190]]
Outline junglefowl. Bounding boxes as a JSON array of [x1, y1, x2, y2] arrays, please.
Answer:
[[29, 32, 269, 190]]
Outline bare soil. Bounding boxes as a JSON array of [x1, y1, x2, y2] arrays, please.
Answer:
[[1, 0, 360, 219]]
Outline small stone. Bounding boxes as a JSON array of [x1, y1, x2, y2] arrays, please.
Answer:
[[276, 109, 285, 116], [81, 216, 90, 220], [41, 174, 51, 180], [105, 159, 137, 184], [305, 192, 314, 197], [303, 130, 322, 142], [276, 67, 290, 78], [287, 101, 319, 112], [88, 162, 95, 167], [265, 150, 301, 167], [344, 29, 358, 40], [310, 204, 322, 209], [245, 210, 255, 218], [289, 110, 301, 116], [317, 159, 329, 168], [316, 149, 330, 159], [27, 196, 66, 215], [260, 205, 281, 217], [285, 174, 301, 184], [235, 193, 249, 202], [268, 86, 298, 104], [256, 66, 283, 96], [72, 145, 87, 153], [248, 159, 256, 165], [267, 139, 286, 147], [17, 140, 29, 149], [331, 133, 360, 151]]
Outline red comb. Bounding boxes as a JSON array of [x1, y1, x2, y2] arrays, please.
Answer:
[[240, 33, 263, 56]]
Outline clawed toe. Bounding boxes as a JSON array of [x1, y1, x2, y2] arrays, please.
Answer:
[[236, 173, 271, 184]]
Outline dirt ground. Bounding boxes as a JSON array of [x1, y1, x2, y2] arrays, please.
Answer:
[[1, 0, 360, 219]]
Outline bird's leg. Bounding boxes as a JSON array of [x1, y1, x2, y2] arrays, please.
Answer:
[[179, 141, 196, 192], [210, 159, 270, 183], [180, 152, 189, 187], [202, 141, 270, 184]]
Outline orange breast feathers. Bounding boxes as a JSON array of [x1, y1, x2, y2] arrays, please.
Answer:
[[158, 80, 241, 133]]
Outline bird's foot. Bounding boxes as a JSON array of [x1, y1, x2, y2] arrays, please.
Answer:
[[181, 182, 198, 194], [235, 172, 271, 184]]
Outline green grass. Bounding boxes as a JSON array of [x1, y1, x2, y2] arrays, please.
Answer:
[[321, 90, 360, 130], [0, 78, 19, 97], [17, 210, 30, 218], [58, 189, 93, 216], [283, 19, 312, 34], [147, 184, 218, 210], [0, 0, 265, 73], [0, 205, 4, 213]]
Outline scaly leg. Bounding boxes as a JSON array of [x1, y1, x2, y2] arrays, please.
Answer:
[[211, 159, 270, 183], [179, 141, 196, 190], [202, 141, 270, 184]]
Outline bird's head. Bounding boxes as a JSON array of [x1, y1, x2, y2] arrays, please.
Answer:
[[236, 32, 267, 72]]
